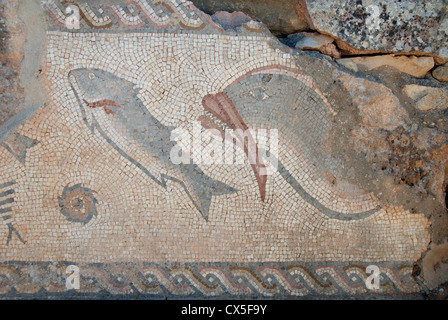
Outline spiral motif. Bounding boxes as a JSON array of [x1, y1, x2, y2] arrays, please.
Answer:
[[58, 184, 98, 224]]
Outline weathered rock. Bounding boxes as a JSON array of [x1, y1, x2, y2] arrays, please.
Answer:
[[0, 1, 24, 126], [306, 0, 448, 60], [211, 11, 252, 29], [432, 64, 448, 82], [318, 43, 341, 59], [403, 84, 448, 111], [331, 64, 448, 207], [337, 55, 434, 78], [337, 73, 408, 130], [283, 32, 341, 58], [191, 0, 311, 36], [286, 32, 333, 50], [293, 0, 314, 31], [422, 242, 448, 289]]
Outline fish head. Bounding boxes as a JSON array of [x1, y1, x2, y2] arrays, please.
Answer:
[[68, 68, 136, 129]]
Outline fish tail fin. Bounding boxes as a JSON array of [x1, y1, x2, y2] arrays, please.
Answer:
[[193, 177, 238, 221], [164, 173, 238, 221], [209, 177, 239, 196]]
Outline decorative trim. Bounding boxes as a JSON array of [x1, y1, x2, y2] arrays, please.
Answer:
[[0, 261, 421, 298], [43, 0, 225, 32]]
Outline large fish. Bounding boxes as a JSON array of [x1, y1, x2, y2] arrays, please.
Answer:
[[199, 68, 380, 221], [68, 68, 238, 221]]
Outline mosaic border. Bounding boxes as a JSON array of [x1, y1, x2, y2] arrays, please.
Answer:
[[0, 261, 422, 298], [43, 0, 267, 35]]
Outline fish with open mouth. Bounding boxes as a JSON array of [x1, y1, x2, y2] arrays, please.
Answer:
[[68, 68, 238, 221], [199, 68, 380, 221]]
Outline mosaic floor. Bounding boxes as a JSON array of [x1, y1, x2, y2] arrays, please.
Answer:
[[0, 0, 430, 298]]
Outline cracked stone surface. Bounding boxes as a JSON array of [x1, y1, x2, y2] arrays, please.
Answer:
[[306, 0, 448, 60], [337, 55, 435, 78]]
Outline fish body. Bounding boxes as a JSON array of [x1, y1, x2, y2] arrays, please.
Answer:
[[69, 68, 237, 220]]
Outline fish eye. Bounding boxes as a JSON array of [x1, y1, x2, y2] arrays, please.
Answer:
[[88, 73, 96, 79]]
